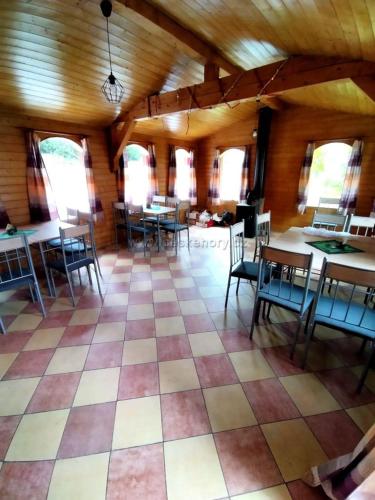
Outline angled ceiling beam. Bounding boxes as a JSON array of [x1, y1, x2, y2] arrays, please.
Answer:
[[117, 0, 242, 75], [351, 76, 375, 102]]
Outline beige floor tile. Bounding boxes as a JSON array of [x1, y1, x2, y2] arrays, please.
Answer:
[[8, 314, 42, 332], [169, 262, 184, 271], [165, 434, 227, 500], [69, 308, 100, 326], [190, 268, 210, 277], [159, 359, 200, 394], [261, 419, 327, 482], [229, 350, 275, 382], [151, 256, 168, 264], [268, 308, 296, 324], [127, 303, 154, 320], [112, 396, 162, 449], [173, 277, 195, 289], [351, 365, 375, 393], [48, 452, 109, 500], [23, 327, 65, 351], [153, 289, 178, 303], [133, 264, 151, 273], [115, 258, 133, 266], [109, 273, 131, 283], [0, 300, 28, 315], [294, 342, 343, 371], [252, 325, 291, 348], [49, 298, 75, 312], [188, 332, 225, 357], [232, 484, 291, 500], [73, 367, 120, 406], [0, 353, 18, 379], [103, 293, 129, 307], [179, 299, 207, 315], [210, 310, 244, 330], [6, 409, 69, 461], [346, 403, 375, 433], [93, 322, 125, 343], [203, 384, 257, 432], [129, 281, 152, 292], [151, 270, 171, 280], [280, 373, 340, 416], [314, 324, 346, 341], [45, 345, 89, 375], [155, 315, 186, 337], [122, 338, 157, 365], [0, 377, 40, 416]]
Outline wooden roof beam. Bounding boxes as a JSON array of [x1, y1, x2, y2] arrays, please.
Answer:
[[351, 76, 375, 102], [118, 0, 241, 75]]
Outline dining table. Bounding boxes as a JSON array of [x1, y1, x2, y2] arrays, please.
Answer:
[[143, 205, 176, 251]]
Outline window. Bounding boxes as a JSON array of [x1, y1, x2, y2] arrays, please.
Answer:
[[219, 148, 245, 201], [306, 142, 352, 208], [40, 137, 90, 220], [175, 148, 192, 200], [125, 144, 150, 206]]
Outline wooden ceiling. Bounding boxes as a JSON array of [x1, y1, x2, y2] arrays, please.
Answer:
[[0, 0, 374, 136]]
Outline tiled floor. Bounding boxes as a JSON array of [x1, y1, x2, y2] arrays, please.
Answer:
[[0, 231, 374, 500]]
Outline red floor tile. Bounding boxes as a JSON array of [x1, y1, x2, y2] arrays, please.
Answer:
[[118, 363, 159, 399], [27, 372, 81, 413], [326, 337, 367, 366], [0, 415, 21, 460], [154, 301, 181, 318], [107, 443, 166, 500], [58, 402, 116, 458], [98, 306, 127, 323], [0, 331, 33, 354], [195, 354, 238, 388], [125, 319, 155, 340], [152, 279, 174, 290], [161, 390, 211, 441], [171, 269, 191, 278], [218, 329, 256, 352], [157, 335, 192, 362], [128, 291, 153, 304], [243, 378, 300, 423], [3, 349, 55, 380], [37, 310, 73, 329], [76, 295, 104, 308], [0, 461, 54, 500], [316, 368, 375, 408], [183, 313, 216, 334], [112, 265, 132, 273], [85, 341, 123, 370], [305, 410, 363, 459], [214, 426, 282, 496], [58, 325, 95, 347], [176, 288, 197, 300], [287, 480, 327, 499], [262, 346, 305, 376]]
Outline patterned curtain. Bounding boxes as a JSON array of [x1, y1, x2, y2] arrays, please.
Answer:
[[167, 145, 176, 198], [0, 199, 10, 228], [239, 145, 251, 202], [208, 150, 221, 206], [146, 144, 159, 204], [116, 155, 125, 202], [297, 141, 315, 214], [25, 131, 58, 222], [338, 139, 364, 214], [81, 138, 104, 221], [188, 149, 197, 205]]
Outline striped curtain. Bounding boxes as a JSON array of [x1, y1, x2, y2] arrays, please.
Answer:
[[147, 144, 159, 204], [208, 150, 221, 206], [239, 145, 251, 202], [167, 145, 176, 198], [116, 155, 125, 202], [339, 139, 363, 214], [26, 131, 58, 223], [188, 149, 197, 205], [0, 199, 10, 228], [297, 141, 315, 214], [81, 138, 104, 221]]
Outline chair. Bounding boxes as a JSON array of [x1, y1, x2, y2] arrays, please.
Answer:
[[46, 223, 103, 306], [77, 211, 103, 277], [113, 202, 127, 248], [249, 245, 315, 357], [312, 211, 350, 231], [348, 216, 375, 237], [143, 195, 167, 225], [302, 259, 375, 391], [46, 207, 79, 249], [160, 200, 190, 254], [317, 197, 341, 211], [160, 197, 179, 225], [125, 203, 158, 256], [0, 234, 46, 333], [224, 211, 271, 308]]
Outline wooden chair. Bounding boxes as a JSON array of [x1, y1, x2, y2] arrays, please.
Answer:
[[0, 234, 46, 333], [302, 259, 375, 391]]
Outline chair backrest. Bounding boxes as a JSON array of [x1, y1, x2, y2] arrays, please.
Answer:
[[317, 197, 340, 210], [113, 201, 126, 225], [313, 258, 375, 332], [348, 216, 375, 237], [65, 207, 79, 224], [254, 211, 271, 260], [125, 203, 144, 227], [0, 234, 37, 288], [229, 221, 244, 268], [152, 195, 166, 205], [312, 211, 348, 231], [257, 245, 314, 314], [166, 197, 179, 208], [59, 224, 92, 266], [178, 200, 190, 225]]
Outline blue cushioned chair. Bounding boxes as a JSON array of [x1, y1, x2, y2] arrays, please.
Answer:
[[249, 245, 314, 357], [303, 259, 375, 391], [125, 203, 158, 256], [160, 200, 190, 254]]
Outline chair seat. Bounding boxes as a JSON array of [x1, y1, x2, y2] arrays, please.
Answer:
[[314, 296, 375, 338], [0, 268, 33, 291], [159, 218, 177, 226], [232, 261, 259, 281], [161, 223, 188, 232], [130, 224, 158, 235], [258, 279, 315, 315], [48, 255, 94, 274]]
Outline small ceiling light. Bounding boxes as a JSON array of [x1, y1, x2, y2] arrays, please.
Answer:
[[100, 0, 124, 104]]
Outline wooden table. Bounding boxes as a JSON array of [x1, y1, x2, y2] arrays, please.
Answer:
[[272, 227, 375, 273], [143, 206, 176, 251]]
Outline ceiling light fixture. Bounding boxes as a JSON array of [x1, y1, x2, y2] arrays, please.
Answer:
[[100, 0, 124, 104]]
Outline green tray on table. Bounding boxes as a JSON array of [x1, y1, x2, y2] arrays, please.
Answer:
[[0, 229, 37, 240], [306, 239, 364, 255]]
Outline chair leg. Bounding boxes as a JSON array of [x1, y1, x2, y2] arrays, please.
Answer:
[[33, 281, 46, 318], [357, 340, 375, 392], [359, 338, 367, 355], [66, 272, 76, 307], [0, 317, 6, 334], [92, 261, 103, 301], [78, 269, 82, 286], [290, 317, 303, 359], [86, 265, 93, 286], [236, 278, 240, 295], [114, 225, 119, 249], [249, 299, 262, 339], [187, 227, 190, 251], [224, 275, 232, 308], [49, 269, 57, 298], [266, 303, 272, 320], [29, 283, 36, 303], [301, 323, 316, 369]]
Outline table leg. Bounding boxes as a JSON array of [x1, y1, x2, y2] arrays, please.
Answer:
[[38, 242, 53, 296], [157, 215, 161, 252]]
